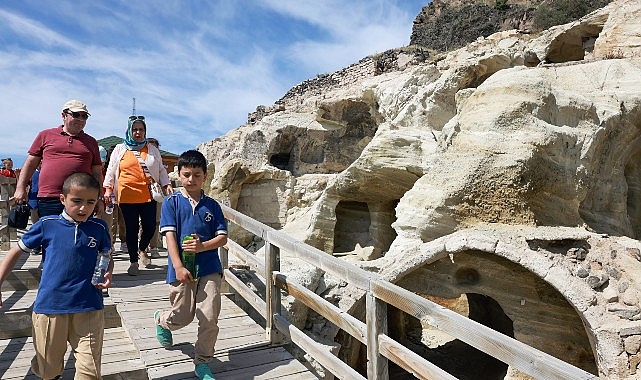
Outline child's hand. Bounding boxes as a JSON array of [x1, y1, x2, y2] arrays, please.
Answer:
[[175, 266, 195, 284], [182, 234, 203, 253], [95, 271, 112, 289]]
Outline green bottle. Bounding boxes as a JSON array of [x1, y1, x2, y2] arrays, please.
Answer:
[[181, 235, 197, 279]]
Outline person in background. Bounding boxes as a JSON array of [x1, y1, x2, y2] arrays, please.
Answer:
[[14, 99, 103, 217], [103, 116, 172, 275], [146, 137, 164, 258], [0, 172, 112, 380], [1, 158, 17, 178], [156, 150, 227, 380], [97, 146, 115, 251]]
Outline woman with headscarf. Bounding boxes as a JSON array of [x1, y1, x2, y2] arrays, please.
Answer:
[[103, 116, 172, 275]]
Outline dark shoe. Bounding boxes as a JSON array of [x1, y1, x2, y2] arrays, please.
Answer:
[[155, 310, 173, 347], [127, 262, 139, 276]]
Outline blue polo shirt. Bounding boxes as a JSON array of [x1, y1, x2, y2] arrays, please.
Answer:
[[18, 211, 111, 314], [160, 191, 227, 284]]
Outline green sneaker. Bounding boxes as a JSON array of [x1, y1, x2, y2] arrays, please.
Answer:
[[154, 310, 172, 347], [195, 363, 215, 380]]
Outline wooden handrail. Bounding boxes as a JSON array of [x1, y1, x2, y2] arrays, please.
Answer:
[[0, 178, 17, 251], [220, 205, 598, 380]]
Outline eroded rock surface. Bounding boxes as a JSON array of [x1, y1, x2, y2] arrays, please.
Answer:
[[198, 1, 641, 378]]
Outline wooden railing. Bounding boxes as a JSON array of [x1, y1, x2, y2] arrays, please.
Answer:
[[0, 176, 17, 251], [219, 205, 598, 380]]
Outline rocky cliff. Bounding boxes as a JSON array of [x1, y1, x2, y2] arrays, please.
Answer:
[[410, 0, 612, 51], [198, 0, 641, 378]]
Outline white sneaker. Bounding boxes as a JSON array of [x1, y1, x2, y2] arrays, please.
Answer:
[[139, 251, 152, 268], [127, 262, 139, 276]]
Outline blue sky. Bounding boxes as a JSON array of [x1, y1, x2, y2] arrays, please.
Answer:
[[0, 1, 427, 168]]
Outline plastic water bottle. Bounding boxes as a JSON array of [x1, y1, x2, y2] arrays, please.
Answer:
[[182, 235, 197, 279], [91, 249, 111, 285], [105, 194, 116, 215]]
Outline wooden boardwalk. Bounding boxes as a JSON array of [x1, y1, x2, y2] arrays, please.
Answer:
[[0, 242, 317, 380]]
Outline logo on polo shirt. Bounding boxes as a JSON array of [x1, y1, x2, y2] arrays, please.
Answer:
[[88, 236, 97, 248], [204, 212, 212, 222]]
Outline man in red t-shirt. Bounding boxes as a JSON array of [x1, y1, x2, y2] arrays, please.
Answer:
[[14, 99, 104, 217]]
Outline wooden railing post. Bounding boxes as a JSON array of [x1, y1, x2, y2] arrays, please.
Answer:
[[0, 178, 16, 251], [219, 245, 231, 295], [366, 289, 388, 380], [265, 240, 282, 345]]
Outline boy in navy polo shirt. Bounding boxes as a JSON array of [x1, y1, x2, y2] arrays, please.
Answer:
[[0, 172, 112, 379], [156, 150, 227, 380]]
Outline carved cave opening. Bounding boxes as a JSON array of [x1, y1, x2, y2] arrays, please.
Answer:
[[386, 293, 512, 380], [341, 251, 598, 378], [545, 23, 604, 63], [269, 152, 292, 171], [391, 252, 598, 378], [333, 200, 398, 259], [237, 180, 287, 229]]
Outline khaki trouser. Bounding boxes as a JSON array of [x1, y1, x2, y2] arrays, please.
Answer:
[[157, 272, 222, 364], [31, 310, 104, 380]]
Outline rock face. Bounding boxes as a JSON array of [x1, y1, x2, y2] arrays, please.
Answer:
[[198, 1, 641, 378], [410, 0, 612, 51]]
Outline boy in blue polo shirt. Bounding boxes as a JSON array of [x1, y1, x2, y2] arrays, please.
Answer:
[[156, 150, 228, 380], [0, 172, 112, 379]]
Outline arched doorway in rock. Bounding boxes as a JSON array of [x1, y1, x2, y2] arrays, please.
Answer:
[[386, 293, 512, 380], [338, 250, 598, 379], [392, 251, 598, 378]]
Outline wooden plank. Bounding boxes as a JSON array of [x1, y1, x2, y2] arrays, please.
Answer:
[[274, 314, 365, 380], [366, 290, 388, 380], [265, 230, 372, 290], [266, 242, 282, 345], [148, 345, 316, 380], [226, 239, 264, 276], [224, 268, 267, 318], [371, 279, 597, 380], [0, 269, 41, 291], [378, 334, 457, 380], [0, 327, 145, 379], [273, 272, 366, 344]]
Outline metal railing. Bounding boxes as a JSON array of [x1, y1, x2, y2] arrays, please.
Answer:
[[219, 205, 598, 380]]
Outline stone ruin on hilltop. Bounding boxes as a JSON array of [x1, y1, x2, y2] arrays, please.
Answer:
[[198, 1, 641, 378]]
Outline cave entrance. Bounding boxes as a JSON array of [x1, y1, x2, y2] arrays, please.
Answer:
[[334, 201, 371, 253], [333, 200, 398, 259], [269, 152, 292, 171], [388, 293, 511, 380]]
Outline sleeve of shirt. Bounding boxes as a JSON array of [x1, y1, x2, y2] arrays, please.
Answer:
[[159, 195, 177, 235], [27, 130, 45, 157], [211, 201, 228, 236], [17, 220, 43, 252], [98, 219, 111, 252]]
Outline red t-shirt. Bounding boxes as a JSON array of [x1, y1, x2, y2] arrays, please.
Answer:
[[28, 126, 101, 197]]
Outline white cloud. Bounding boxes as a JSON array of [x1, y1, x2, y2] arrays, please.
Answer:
[[0, 1, 427, 167]]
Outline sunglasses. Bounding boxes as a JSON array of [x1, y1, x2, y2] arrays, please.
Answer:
[[65, 111, 89, 120], [129, 115, 145, 121]]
